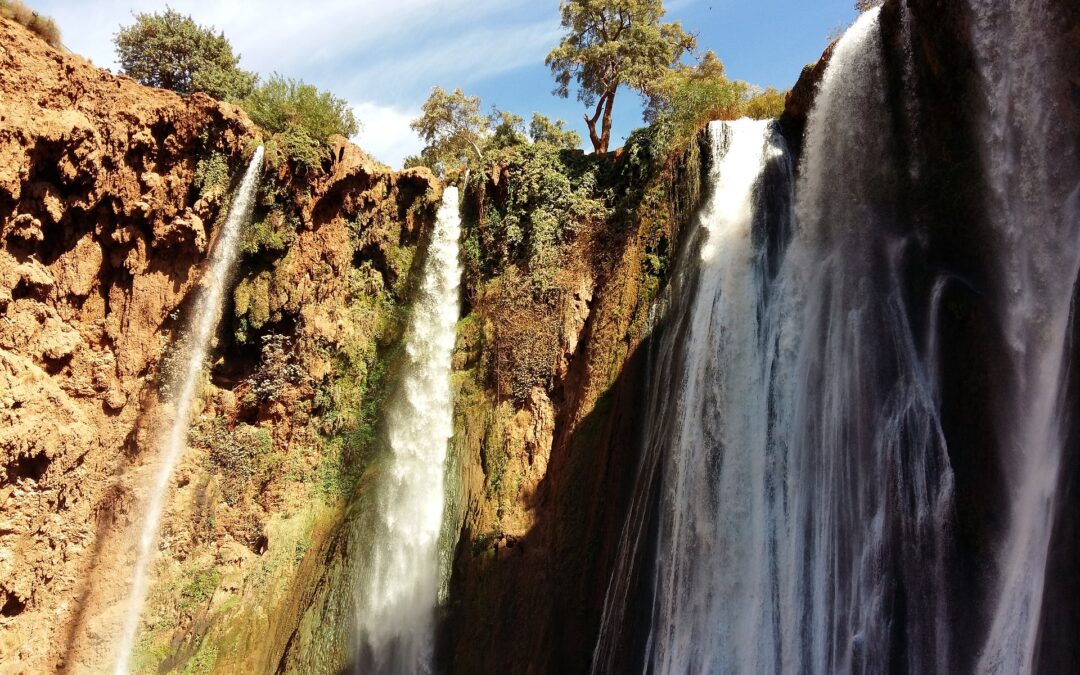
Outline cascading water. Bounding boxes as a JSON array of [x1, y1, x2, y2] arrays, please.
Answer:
[[970, 0, 1080, 671], [597, 9, 958, 673], [113, 146, 264, 675], [353, 186, 461, 673]]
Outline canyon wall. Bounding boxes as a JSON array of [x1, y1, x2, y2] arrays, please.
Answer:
[[0, 17, 439, 672]]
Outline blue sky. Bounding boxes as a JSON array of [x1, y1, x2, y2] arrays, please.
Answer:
[[35, 0, 858, 167]]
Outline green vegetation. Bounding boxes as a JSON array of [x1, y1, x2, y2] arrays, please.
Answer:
[[644, 50, 787, 154], [0, 0, 60, 47], [408, 86, 490, 174], [240, 207, 299, 256], [409, 88, 585, 178], [114, 8, 256, 101], [115, 10, 357, 168], [191, 417, 279, 506], [180, 567, 222, 610], [193, 151, 230, 200], [528, 113, 582, 150], [243, 74, 357, 143], [466, 143, 608, 283], [547, 0, 696, 153]]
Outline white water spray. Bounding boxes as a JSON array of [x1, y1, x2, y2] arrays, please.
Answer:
[[355, 186, 461, 672], [971, 1, 1080, 671], [112, 146, 264, 675]]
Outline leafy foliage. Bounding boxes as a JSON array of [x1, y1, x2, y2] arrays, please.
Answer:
[[529, 113, 582, 150], [645, 50, 747, 151], [0, 0, 61, 47], [241, 74, 358, 140], [546, 0, 695, 153], [489, 111, 528, 150], [240, 207, 299, 256], [410, 86, 490, 174], [193, 151, 230, 200], [466, 143, 609, 284], [742, 86, 787, 120], [410, 88, 583, 177], [240, 74, 358, 169], [114, 8, 255, 101], [645, 50, 789, 155], [192, 417, 277, 506]]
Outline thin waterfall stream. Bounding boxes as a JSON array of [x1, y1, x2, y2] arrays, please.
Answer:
[[113, 146, 264, 675], [353, 185, 462, 673]]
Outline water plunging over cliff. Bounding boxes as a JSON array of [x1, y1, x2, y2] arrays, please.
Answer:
[[113, 146, 264, 675], [354, 186, 461, 673], [596, 9, 957, 672], [971, 0, 1080, 671]]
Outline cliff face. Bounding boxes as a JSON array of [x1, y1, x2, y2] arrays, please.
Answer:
[[0, 17, 438, 673], [0, 15, 253, 668], [438, 136, 705, 673]]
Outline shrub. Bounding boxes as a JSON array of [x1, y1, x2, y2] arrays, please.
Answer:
[[192, 417, 277, 505], [467, 142, 609, 282], [646, 50, 747, 154], [113, 8, 255, 101], [240, 207, 299, 256], [242, 74, 358, 141], [742, 87, 787, 119], [529, 113, 581, 150], [0, 0, 61, 48], [193, 152, 229, 200]]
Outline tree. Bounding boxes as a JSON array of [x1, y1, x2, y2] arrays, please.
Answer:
[[114, 8, 256, 101], [528, 113, 581, 150], [410, 87, 489, 174], [546, 0, 695, 154], [742, 87, 787, 120], [855, 0, 884, 10], [489, 110, 528, 150], [645, 50, 746, 149], [242, 74, 358, 140]]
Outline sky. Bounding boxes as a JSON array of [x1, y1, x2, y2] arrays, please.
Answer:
[[34, 0, 859, 167]]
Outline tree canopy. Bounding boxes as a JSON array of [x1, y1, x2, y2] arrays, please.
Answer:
[[546, 0, 695, 154], [408, 88, 584, 176], [409, 87, 489, 173], [242, 74, 358, 140], [529, 113, 582, 150], [114, 8, 256, 101]]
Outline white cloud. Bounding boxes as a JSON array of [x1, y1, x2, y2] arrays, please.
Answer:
[[343, 20, 560, 101], [351, 101, 422, 169]]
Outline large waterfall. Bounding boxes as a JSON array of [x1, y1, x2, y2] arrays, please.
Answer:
[[353, 186, 462, 672], [114, 146, 264, 675], [596, 7, 960, 673], [971, 0, 1080, 671], [592, 0, 1080, 670]]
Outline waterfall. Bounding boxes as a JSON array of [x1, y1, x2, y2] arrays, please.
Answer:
[[971, 0, 1080, 671], [645, 118, 793, 674], [353, 186, 461, 673], [597, 9, 957, 673], [113, 146, 264, 675]]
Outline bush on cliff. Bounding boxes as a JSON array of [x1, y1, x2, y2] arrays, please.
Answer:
[[241, 74, 358, 169], [0, 0, 61, 47], [646, 50, 788, 155], [114, 8, 256, 101]]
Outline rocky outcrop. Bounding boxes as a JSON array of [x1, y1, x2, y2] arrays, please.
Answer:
[[0, 16, 438, 673], [441, 137, 705, 674], [0, 15, 254, 669]]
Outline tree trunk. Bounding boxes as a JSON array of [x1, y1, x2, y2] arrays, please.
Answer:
[[585, 89, 617, 154], [599, 89, 615, 154]]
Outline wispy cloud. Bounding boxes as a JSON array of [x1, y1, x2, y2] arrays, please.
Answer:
[[342, 20, 561, 105]]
